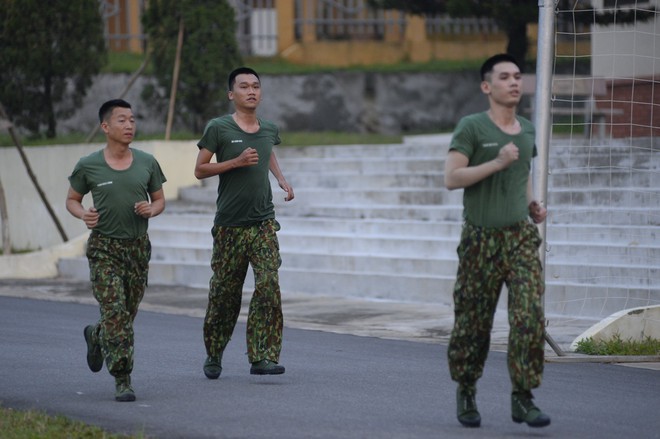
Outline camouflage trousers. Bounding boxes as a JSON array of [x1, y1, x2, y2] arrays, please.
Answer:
[[86, 231, 151, 377], [447, 220, 545, 393], [203, 219, 283, 364]]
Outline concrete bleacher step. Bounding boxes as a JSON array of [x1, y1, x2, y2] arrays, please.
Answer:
[[545, 223, 658, 242], [549, 168, 659, 188], [57, 135, 659, 319], [274, 140, 449, 159], [57, 252, 656, 314], [144, 261, 460, 303], [546, 240, 659, 263], [148, 234, 459, 262], [51, 254, 459, 303], [545, 261, 659, 287], [270, 157, 444, 173], [277, 204, 465, 221], [544, 282, 658, 318], [148, 215, 466, 240], [182, 186, 463, 206], [548, 207, 659, 226]]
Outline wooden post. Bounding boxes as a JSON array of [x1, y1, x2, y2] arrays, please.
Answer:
[[165, 18, 184, 141], [0, 102, 68, 243], [0, 177, 10, 254]]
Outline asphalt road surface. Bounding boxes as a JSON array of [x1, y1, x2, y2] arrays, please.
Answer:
[[0, 296, 658, 439]]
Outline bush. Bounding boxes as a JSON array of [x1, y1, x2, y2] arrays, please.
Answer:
[[575, 334, 660, 356]]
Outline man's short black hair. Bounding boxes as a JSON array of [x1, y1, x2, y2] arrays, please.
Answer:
[[480, 54, 521, 81], [98, 99, 131, 123], [228, 67, 260, 91]]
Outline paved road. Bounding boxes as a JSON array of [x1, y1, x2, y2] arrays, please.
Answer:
[[1, 296, 658, 439]]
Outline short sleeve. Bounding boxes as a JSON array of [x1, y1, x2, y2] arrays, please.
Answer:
[[148, 158, 167, 194], [449, 117, 476, 159], [68, 161, 90, 195], [273, 125, 281, 146], [197, 121, 220, 154]]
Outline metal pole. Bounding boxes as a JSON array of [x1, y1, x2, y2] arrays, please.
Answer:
[[534, 0, 565, 356]]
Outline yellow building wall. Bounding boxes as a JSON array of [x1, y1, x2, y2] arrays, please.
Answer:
[[110, 1, 587, 66], [274, 3, 508, 66]]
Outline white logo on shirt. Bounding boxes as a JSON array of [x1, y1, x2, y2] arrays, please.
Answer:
[[231, 139, 243, 143], [482, 142, 499, 148], [97, 181, 113, 187]]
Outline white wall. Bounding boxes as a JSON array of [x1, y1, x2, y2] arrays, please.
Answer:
[[0, 141, 200, 251], [592, 0, 660, 77]]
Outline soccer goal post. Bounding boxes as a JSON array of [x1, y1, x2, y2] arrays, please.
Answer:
[[534, 0, 660, 355]]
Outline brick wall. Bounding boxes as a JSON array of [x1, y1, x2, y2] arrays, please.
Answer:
[[605, 76, 660, 138]]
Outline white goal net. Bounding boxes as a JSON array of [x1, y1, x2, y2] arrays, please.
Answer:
[[540, 0, 659, 324]]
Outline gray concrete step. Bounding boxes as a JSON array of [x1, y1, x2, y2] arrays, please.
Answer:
[[150, 215, 465, 237], [269, 157, 445, 173], [56, 135, 660, 320], [150, 213, 656, 244], [148, 233, 458, 260], [182, 186, 464, 206], [58, 254, 656, 318], [543, 283, 657, 318]]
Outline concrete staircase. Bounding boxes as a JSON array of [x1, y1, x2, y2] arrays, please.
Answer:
[[58, 134, 660, 319]]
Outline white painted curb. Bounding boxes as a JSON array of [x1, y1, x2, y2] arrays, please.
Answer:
[[0, 233, 88, 279]]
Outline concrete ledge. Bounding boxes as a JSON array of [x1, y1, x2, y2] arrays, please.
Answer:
[[0, 233, 88, 279], [0, 141, 199, 250], [571, 304, 660, 350]]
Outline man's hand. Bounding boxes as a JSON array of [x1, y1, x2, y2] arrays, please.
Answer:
[[134, 201, 153, 218], [279, 180, 295, 202], [494, 142, 519, 170], [529, 201, 548, 224], [236, 147, 259, 167], [82, 207, 99, 229]]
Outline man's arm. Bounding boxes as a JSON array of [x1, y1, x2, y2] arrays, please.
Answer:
[[269, 151, 294, 201], [526, 178, 535, 205], [135, 188, 166, 219], [444, 142, 519, 191], [66, 187, 99, 229], [526, 177, 547, 224], [194, 147, 259, 180]]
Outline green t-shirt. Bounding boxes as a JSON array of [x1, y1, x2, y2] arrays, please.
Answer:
[[449, 112, 536, 228], [68, 148, 166, 239], [197, 114, 281, 227]]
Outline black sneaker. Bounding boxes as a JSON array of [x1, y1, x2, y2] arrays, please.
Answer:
[[203, 355, 222, 379], [83, 325, 103, 373], [250, 359, 285, 375], [115, 375, 136, 402], [456, 386, 481, 428], [512, 391, 551, 427]]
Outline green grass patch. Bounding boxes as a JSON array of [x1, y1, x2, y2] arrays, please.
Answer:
[[0, 248, 34, 255], [551, 115, 590, 136], [102, 52, 152, 75], [0, 119, 576, 148], [0, 406, 142, 439], [101, 52, 484, 76], [574, 334, 660, 356]]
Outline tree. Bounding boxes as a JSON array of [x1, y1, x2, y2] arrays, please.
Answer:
[[142, 0, 242, 133], [0, 0, 106, 138], [367, 0, 654, 72]]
